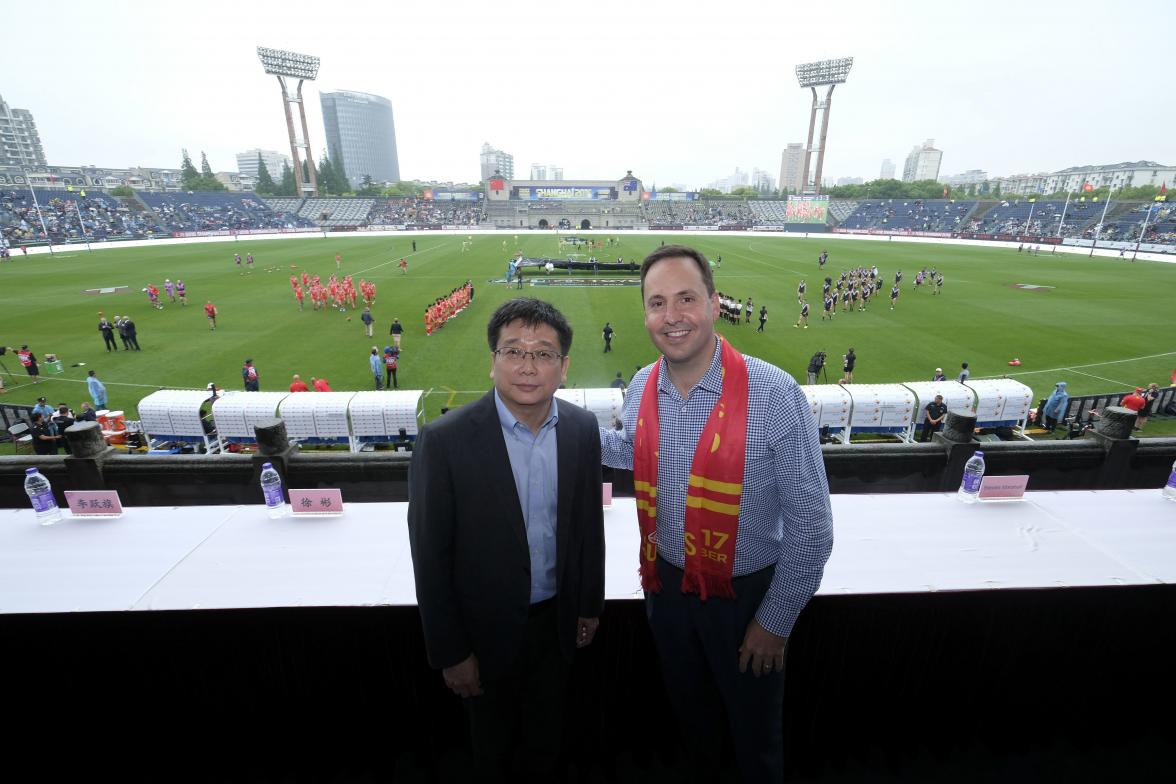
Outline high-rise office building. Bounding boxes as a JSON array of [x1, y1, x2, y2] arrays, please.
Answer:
[[903, 140, 943, 182], [236, 149, 292, 181], [319, 90, 400, 187], [530, 164, 547, 180], [0, 94, 47, 168], [480, 143, 514, 181], [779, 143, 805, 195], [880, 159, 896, 180]]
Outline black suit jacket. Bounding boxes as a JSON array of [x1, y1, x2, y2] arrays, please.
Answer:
[[407, 390, 605, 682]]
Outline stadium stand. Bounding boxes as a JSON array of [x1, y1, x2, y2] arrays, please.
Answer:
[[641, 200, 755, 226], [827, 200, 859, 224], [839, 199, 977, 232], [297, 198, 374, 227], [1, 189, 164, 243], [364, 197, 483, 227], [747, 200, 789, 224], [1094, 202, 1176, 244], [138, 192, 313, 232], [964, 199, 1110, 238]]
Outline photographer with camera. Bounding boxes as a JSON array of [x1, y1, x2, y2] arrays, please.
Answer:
[[807, 351, 826, 385]]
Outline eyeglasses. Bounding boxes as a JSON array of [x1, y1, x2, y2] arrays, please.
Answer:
[[493, 347, 564, 366]]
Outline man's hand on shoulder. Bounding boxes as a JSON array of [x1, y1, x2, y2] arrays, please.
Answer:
[[442, 653, 482, 698], [738, 618, 788, 677], [576, 617, 600, 648]]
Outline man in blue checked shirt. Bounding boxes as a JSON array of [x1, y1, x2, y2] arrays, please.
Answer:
[[600, 244, 833, 783]]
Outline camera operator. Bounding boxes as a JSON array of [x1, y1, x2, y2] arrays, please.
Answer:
[[807, 351, 826, 385]]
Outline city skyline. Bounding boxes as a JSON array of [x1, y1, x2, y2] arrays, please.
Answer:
[[0, 0, 1172, 189]]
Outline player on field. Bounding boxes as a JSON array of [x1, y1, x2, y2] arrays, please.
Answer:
[[797, 279, 806, 304], [822, 294, 834, 321], [794, 300, 810, 329], [890, 284, 900, 310], [204, 301, 218, 330]]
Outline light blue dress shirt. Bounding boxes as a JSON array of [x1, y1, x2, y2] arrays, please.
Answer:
[[600, 336, 834, 638], [494, 390, 560, 604]]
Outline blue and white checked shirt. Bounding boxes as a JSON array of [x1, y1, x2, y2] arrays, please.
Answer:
[[600, 336, 833, 638], [495, 390, 560, 604]]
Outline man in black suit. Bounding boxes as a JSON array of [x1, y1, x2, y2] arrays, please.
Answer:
[[408, 297, 605, 781]]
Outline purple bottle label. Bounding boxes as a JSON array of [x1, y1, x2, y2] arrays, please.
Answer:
[[1166, 471, 1176, 490], [961, 472, 982, 494], [263, 484, 284, 507], [30, 490, 57, 513]]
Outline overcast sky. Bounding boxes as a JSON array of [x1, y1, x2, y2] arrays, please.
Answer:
[[3, 0, 1172, 188]]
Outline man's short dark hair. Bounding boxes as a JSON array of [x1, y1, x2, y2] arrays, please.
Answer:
[[640, 244, 715, 297], [486, 297, 573, 355]]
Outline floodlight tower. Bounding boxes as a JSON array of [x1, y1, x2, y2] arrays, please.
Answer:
[[257, 46, 321, 196], [795, 57, 853, 194]]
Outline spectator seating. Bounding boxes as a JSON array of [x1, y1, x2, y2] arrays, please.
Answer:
[[138, 192, 313, 232], [641, 200, 754, 226], [297, 198, 374, 226], [1, 189, 164, 244], [364, 198, 483, 226], [839, 199, 977, 232]]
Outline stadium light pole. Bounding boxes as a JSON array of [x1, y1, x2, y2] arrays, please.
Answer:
[[1131, 201, 1156, 261], [1089, 185, 1117, 257], [21, 168, 54, 255], [257, 46, 320, 197], [795, 58, 853, 195]]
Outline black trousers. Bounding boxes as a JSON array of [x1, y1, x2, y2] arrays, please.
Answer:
[[464, 598, 569, 783], [646, 557, 786, 784], [102, 334, 118, 351], [385, 368, 397, 388], [919, 421, 942, 442]]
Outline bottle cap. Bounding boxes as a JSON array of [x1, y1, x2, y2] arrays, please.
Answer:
[[25, 467, 38, 475], [974, 451, 984, 457], [262, 462, 273, 469]]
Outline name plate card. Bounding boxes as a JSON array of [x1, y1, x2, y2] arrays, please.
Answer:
[[978, 475, 1029, 502], [289, 488, 344, 516], [602, 482, 613, 508], [64, 490, 124, 518]]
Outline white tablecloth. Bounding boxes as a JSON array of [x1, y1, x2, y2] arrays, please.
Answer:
[[1, 490, 1173, 614]]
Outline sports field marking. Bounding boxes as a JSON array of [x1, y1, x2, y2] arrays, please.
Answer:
[[999, 351, 1176, 379], [353, 243, 449, 278], [1062, 368, 1135, 387]]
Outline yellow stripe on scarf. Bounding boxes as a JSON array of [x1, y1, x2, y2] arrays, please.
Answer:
[[685, 495, 740, 517], [687, 474, 742, 497]]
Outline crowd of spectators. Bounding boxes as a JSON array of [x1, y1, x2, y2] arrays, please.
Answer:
[[839, 199, 976, 232], [1, 189, 163, 245], [1089, 202, 1176, 244], [641, 200, 755, 225], [138, 192, 312, 232], [964, 199, 1106, 238], [364, 197, 483, 226]]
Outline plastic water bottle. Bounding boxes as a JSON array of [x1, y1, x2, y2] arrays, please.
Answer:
[[1163, 459, 1176, 502], [24, 467, 63, 525], [260, 462, 286, 518], [957, 450, 985, 504]]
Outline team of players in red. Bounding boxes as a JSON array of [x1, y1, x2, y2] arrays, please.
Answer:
[[424, 281, 473, 335]]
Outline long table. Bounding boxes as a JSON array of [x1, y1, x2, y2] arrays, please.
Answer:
[[2, 491, 1173, 782], [2, 491, 1174, 614]]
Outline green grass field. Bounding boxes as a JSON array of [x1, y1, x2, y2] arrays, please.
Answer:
[[2, 233, 1174, 435]]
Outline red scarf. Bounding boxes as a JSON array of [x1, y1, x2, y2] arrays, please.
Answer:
[[633, 337, 748, 599]]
